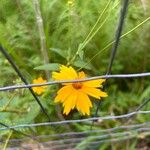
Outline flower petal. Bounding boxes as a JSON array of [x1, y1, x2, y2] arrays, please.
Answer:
[[60, 65, 77, 78], [52, 65, 78, 81], [32, 87, 44, 95], [78, 71, 86, 78], [76, 91, 92, 115], [32, 77, 47, 95], [84, 79, 106, 88], [80, 86, 108, 99], [54, 85, 73, 103], [63, 90, 77, 115]]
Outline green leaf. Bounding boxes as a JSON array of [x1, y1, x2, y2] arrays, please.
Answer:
[[16, 101, 40, 124], [73, 60, 92, 70], [34, 63, 60, 71], [78, 50, 84, 60], [140, 86, 150, 101], [77, 43, 84, 60], [50, 48, 67, 59]]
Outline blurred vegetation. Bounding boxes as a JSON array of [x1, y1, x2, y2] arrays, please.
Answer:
[[0, 0, 150, 149]]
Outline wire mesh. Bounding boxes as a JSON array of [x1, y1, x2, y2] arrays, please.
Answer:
[[0, 0, 150, 149]]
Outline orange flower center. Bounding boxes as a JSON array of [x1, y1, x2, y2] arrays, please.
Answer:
[[72, 82, 82, 89]]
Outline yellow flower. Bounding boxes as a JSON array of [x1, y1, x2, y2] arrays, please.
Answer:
[[52, 65, 108, 116], [32, 77, 47, 95], [67, 0, 75, 7]]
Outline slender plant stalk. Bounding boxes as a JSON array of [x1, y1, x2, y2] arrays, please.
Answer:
[[33, 0, 50, 79], [78, 16, 150, 71], [67, 0, 73, 61], [0, 46, 51, 121], [1, 94, 15, 111], [81, 0, 112, 46], [0, 108, 27, 114], [15, 0, 37, 49], [91, 0, 129, 130], [69, 0, 119, 64], [2, 131, 13, 150]]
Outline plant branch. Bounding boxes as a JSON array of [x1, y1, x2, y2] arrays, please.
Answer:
[[33, 0, 50, 79]]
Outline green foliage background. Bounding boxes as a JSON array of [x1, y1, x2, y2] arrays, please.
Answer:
[[0, 0, 150, 149]]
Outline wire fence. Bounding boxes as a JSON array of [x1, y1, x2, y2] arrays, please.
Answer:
[[0, 111, 150, 131], [1, 72, 150, 91], [0, 0, 150, 149]]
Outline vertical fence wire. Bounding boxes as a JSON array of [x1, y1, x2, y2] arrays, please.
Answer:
[[0, 0, 150, 148], [0, 45, 51, 122], [93, 0, 129, 128]]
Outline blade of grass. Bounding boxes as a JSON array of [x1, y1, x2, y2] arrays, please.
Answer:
[[78, 16, 150, 71], [2, 131, 13, 150], [80, 0, 112, 50], [91, 0, 129, 129], [69, 0, 117, 64]]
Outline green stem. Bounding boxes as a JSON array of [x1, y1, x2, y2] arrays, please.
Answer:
[[3, 131, 13, 150], [0, 108, 27, 114], [81, 0, 112, 48], [69, 0, 119, 64], [78, 16, 150, 71], [2, 95, 15, 111], [33, 0, 50, 79]]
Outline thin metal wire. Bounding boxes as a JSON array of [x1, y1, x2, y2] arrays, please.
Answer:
[[106, 0, 129, 75], [0, 110, 149, 131], [3, 121, 150, 144], [0, 2, 149, 149], [0, 1, 149, 149], [0, 122, 37, 141], [79, 16, 150, 71], [136, 97, 150, 111], [33, 122, 149, 137], [125, 97, 150, 123], [0, 73, 150, 91], [4, 126, 150, 149], [46, 133, 145, 150], [85, 131, 150, 149], [94, 0, 129, 128], [30, 128, 150, 149], [49, 128, 150, 144], [20, 130, 150, 150], [0, 45, 51, 121]]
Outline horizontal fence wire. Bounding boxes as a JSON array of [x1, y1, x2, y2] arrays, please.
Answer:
[[4, 121, 150, 143], [1, 122, 150, 147], [0, 110, 150, 131], [41, 128, 150, 148], [49, 131, 150, 150], [0, 1, 150, 149], [85, 133, 150, 149], [0, 122, 36, 140], [4, 126, 150, 149], [0, 73, 150, 91]]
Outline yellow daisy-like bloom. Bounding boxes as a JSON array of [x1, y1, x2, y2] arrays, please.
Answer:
[[67, 0, 75, 7], [52, 65, 108, 116], [32, 77, 47, 95]]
